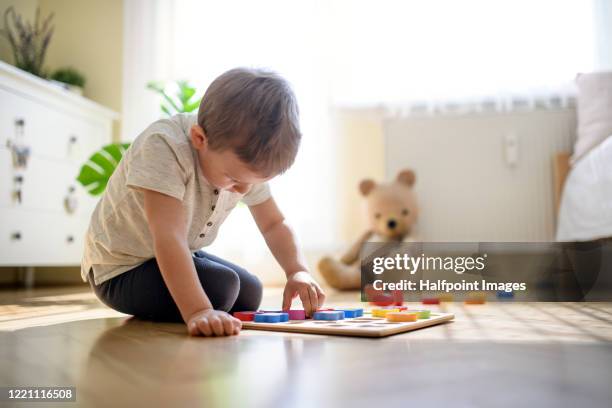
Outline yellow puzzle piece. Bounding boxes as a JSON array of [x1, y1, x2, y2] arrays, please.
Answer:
[[386, 312, 418, 322]]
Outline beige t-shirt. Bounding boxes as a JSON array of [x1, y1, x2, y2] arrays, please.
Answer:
[[81, 113, 271, 285]]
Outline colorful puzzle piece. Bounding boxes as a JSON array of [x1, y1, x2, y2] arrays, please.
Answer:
[[336, 308, 364, 318], [287, 310, 306, 320], [364, 284, 395, 306], [422, 298, 440, 305], [386, 312, 417, 322], [254, 312, 289, 323], [372, 308, 400, 318], [392, 290, 404, 306], [313, 311, 344, 321], [465, 292, 487, 304], [403, 309, 431, 319], [412, 309, 431, 319], [233, 311, 258, 321]]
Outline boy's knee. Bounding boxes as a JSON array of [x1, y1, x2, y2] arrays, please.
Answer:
[[247, 274, 263, 300], [235, 273, 263, 312], [211, 267, 241, 312]]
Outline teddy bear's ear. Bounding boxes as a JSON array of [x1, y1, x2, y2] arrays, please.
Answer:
[[359, 179, 376, 196], [396, 169, 416, 186]]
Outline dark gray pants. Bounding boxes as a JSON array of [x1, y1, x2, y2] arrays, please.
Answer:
[[87, 250, 263, 322]]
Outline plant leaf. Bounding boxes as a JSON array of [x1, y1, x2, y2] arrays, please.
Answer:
[[146, 80, 165, 92], [76, 142, 131, 196], [177, 81, 196, 104], [184, 99, 201, 112], [161, 104, 172, 116]]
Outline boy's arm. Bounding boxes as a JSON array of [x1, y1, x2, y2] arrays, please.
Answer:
[[249, 197, 326, 315], [143, 189, 241, 336]]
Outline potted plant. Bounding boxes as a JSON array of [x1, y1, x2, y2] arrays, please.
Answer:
[[50, 67, 86, 95], [0, 6, 54, 78]]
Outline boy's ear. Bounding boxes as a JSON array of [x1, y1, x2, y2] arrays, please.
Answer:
[[190, 124, 208, 150]]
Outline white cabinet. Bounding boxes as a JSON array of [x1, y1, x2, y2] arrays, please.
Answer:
[[0, 60, 118, 266]]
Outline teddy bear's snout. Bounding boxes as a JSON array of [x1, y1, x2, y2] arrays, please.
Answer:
[[387, 219, 397, 230]]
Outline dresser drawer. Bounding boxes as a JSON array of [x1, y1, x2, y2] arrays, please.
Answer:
[[2, 153, 101, 218], [0, 87, 104, 164], [18, 156, 79, 213], [0, 208, 86, 266]]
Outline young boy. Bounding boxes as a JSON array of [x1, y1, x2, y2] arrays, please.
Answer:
[[81, 68, 326, 337]]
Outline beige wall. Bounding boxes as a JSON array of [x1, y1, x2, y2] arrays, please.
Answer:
[[0, 0, 123, 140], [333, 109, 386, 244], [39, 0, 123, 140]]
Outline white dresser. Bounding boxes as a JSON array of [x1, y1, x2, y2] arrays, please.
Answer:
[[0, 60, 118, 273]]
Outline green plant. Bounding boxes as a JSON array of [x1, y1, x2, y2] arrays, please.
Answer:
[[147, 80, 201, 116], [77, 143, 130, 196], [0, 6, 54, 77], [51, 67, 86, 88]]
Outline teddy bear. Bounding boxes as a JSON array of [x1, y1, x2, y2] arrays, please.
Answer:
[[318, 169, 419, 290]]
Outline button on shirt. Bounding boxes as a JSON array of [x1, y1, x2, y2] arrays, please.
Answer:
[[81, 113, 272, 285]]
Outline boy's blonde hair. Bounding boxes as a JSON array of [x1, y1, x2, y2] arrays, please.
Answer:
[[197, 67, 301, 177]]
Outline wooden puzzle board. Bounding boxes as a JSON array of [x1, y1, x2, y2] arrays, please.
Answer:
[[241, 312, 455, 337]]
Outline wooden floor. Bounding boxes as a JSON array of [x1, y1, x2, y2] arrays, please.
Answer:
[[1, 285, 612, 407]]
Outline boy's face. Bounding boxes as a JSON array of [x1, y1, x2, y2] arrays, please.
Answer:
[[190, 125, 273, 194]]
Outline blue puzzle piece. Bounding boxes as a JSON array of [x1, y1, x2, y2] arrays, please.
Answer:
[[254, 313, 288, 323], [497, 291, 515, 299], [336, 308, 364, 318], [313, 311, 344, 321]]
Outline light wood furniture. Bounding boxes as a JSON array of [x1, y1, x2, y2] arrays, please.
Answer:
[[0, 61, 118, 285], [553, 151, 571, 217]]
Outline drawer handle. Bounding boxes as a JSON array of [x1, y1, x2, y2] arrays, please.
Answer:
[[9, 119, 30, 169], [66, 235, 74, 244], [69, 135, 78, 144], [64, 186, 79, 214], [10, 231, 22, 241], [12, 175, 23, 205]]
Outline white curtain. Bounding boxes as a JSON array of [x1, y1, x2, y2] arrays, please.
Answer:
[[121, 0, 176, 141], [122, 0, 338, 261]]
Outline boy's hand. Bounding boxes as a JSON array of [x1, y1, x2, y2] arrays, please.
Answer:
[[282, 271, 326, 317], [187, 309, 242, 337]]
